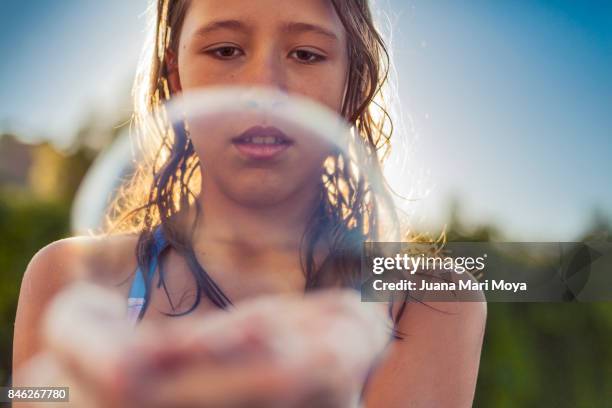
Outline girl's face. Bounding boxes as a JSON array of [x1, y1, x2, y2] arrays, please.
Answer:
[[170, 0, 349, 207]]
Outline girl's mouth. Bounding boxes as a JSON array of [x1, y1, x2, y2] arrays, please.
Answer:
[[232, 126, 293, 160]]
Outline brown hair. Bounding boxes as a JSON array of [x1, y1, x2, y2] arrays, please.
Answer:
[[108, 0, 402, 318]]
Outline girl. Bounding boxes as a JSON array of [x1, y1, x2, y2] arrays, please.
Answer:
[[13, 0, 486, 406]]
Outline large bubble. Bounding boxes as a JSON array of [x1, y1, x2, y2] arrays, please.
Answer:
[[49, 87, 402, 406]]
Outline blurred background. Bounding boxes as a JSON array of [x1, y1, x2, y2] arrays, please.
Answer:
[[0, 0, 610, 406]]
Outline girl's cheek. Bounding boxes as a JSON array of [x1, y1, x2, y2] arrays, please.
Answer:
[[297, 70, 346, 112]]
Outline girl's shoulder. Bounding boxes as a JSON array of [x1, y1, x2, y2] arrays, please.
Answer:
[[23, 233, 141, 296], [13, 233, 141, 370]]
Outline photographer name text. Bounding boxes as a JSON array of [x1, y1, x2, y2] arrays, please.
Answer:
[[372, 279, 527, 293]]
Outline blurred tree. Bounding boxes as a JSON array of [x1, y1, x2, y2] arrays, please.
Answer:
[[445, 196, 502, 242], [0, 191, 69, 386]]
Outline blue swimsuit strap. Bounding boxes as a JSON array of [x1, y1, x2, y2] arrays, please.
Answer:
[[127, 227, 168, 323]]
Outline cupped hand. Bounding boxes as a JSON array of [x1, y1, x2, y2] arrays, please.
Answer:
[[16, 283, 391, 408]]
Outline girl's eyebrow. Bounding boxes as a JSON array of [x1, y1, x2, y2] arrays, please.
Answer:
[[283, 22, 339, 42], [193, 19, 338, 42], [194, 19, 251, 37]]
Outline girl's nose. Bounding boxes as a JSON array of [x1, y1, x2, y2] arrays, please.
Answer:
[[242, 51, 288, 92]]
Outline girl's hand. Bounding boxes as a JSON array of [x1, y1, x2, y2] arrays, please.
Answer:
[[127, 290, 391, 407], [16, 283, 391, 407]]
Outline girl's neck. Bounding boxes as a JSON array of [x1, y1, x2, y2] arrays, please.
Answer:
[[191, 178, 321, 253]]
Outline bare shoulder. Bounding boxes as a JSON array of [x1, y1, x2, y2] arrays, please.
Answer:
[[390, 271, 487, 351], [13, 233, 139, 373], [389, 269, 487, 323], [22, 233, 139, 289]]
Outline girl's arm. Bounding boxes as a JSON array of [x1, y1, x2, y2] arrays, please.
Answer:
[[363, 299, 487, 408], [13, 240, 76, 375]]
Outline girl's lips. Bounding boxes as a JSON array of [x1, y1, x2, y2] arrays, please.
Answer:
[[232, 126, 293, 160], [233, 142, 291, 160]]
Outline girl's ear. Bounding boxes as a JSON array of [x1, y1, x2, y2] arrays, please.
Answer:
[[166, 49, 182, 94]]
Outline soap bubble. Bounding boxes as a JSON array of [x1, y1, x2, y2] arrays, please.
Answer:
[[52, 87, 403, 406]]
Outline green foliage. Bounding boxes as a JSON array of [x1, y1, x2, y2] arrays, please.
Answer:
[[443, 197, 612, 407], [475, 303, 612, 407], [0, 191, 70, 386]]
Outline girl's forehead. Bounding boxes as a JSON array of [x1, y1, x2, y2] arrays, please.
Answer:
[[181, 0, 346, 38]]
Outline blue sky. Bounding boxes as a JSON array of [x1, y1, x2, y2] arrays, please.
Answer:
[[0, 0, 610, 240], [0, 0, 147, 143]]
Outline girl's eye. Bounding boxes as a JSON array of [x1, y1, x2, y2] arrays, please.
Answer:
[[291, 49, 326, 64], [206, 46, 244, 59]]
